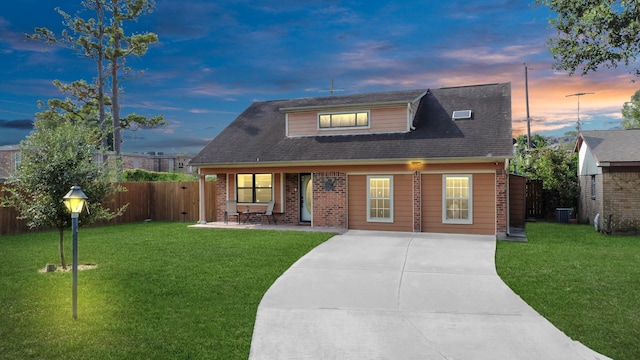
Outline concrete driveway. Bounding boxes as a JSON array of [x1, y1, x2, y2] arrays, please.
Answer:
[[249, 230, 611, 360]]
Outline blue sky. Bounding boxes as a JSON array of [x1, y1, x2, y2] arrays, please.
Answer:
[[1, 0, 638, 155]]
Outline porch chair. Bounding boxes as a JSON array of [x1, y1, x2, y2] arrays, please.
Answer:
[[225, 200, 241, 224], [257, 200, 276, 224]]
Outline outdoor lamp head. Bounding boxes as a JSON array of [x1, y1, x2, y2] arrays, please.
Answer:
[[63, 185, 88, 214]]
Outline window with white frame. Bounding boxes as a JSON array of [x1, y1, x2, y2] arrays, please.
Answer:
[[367, 176, 393, 222], [236, 173, 273, 203], [319, 111, 369, 129], [591, 175, 596, 199], [443, 175, 472, 224], [14, 152, 21, 171]]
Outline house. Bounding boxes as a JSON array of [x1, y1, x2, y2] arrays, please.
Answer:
[[0, 145, 21, 182], [189, 83, 514, 236], [121, 152, 194, 174], [575, 129, 640, 234], [0, 144, 193, 180]]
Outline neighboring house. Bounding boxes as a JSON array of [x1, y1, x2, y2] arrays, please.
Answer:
[[0, 145, 21, 182], [0, 145, 193, 180], [575, 129, 640, 234], [190, 83, 514, 235], [121, 152, 194, 174]]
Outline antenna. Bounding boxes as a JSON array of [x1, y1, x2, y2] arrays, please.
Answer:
[[566, 92, 595, 133], [319, 78, 344, 96]]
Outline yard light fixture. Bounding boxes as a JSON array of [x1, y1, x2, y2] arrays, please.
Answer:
[[63, 185, 88, 319]]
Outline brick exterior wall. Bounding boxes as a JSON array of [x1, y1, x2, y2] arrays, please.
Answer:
[[282, 173, 300, 224], [495, 169, 507, 234], [216, 173, 228, 222], [601, 169, 640, 234], [413, 171, 421, 232], [312, 172, 347, 228]]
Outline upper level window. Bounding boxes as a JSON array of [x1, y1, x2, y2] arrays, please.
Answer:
[[443, 175, 472, 224], [237, 173, 273, 203], [319, 111, 369, 129]]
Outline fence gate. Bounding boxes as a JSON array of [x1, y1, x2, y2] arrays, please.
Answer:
[[526, 180, 544, 219]]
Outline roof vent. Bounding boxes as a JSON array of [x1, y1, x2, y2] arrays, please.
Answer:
[[452, 110, 472, 120]]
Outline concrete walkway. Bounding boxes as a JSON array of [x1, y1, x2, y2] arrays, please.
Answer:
[[249, 230, 611, 360]]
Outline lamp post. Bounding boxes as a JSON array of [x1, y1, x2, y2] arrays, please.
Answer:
[[63, 185, 88, 319]]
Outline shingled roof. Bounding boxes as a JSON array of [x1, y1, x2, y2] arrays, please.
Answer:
[[190, 83, 513, 166], [577, 129, 640, 165]]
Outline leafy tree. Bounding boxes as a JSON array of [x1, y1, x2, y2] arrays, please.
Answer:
[[511, 134, 550, 175], [621, 89, 640, 129], [533, 148, 579, 209], [537, 0, 640, 75], [28, 0, 166, 159], [2, 117, 124, 269], [511, 134, 579, 210]]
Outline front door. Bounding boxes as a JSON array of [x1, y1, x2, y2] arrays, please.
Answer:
[[300, 174, 312, 222]]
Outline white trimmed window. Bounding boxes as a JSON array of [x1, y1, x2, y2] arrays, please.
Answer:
[[443, 175, 472, 224], [14, 152, 21, 171], [367, 176, 393, 222], [236, 173, 273, 203], [319, 111, 369, 129]]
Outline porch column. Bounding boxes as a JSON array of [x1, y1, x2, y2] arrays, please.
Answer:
[[198, 172, 207, 224]]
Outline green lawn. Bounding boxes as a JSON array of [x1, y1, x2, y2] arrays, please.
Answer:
[[0, 222, 334, 359], [496, 222, 640, 360]]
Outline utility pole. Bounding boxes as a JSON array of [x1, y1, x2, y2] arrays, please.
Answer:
[[566, 92, 594, 133], [524, 64, 532, 150]]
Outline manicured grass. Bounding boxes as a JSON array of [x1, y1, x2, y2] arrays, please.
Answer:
[[0, 222, 334, 359], [496, 222, 640, 360]]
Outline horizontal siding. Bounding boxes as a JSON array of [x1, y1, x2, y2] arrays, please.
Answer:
[[421, 173, 495, 235], [287, 107, 408, 137], [348, 174, 413, 232]]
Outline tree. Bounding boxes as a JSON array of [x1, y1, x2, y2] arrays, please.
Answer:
[[537, 0, 640, 75], [104, 0, 162, 156], [28, 0, 165, 160], [533, 148, 579, 209], [511, 134, 550, 175], [30, 2, 110, 153], [2, 117, 124, 269], [511, 134, 579, 211], [621, 89, 640, 128]]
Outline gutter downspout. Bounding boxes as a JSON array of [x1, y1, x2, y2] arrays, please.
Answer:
[[505, 159, 510, 236]]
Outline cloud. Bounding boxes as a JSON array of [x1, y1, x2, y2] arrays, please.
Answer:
[[0, 119, 33, 129], [441, 45, 544, 65]]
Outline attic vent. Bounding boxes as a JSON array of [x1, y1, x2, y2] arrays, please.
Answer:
[[452, 110, 472, 120]]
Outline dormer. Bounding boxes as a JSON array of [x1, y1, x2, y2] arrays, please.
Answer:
[[281, 89, 427, 138]]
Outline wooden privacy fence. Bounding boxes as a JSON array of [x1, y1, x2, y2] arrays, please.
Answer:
[[525, 179, 564, 220], [0, 181, 217, 236]]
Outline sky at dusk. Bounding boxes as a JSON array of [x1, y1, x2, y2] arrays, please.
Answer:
[[1, 0, 639, 155]]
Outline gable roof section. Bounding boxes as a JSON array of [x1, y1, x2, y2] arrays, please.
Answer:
[[576, 129, 640, 166], [190, 83, 513, 167]]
